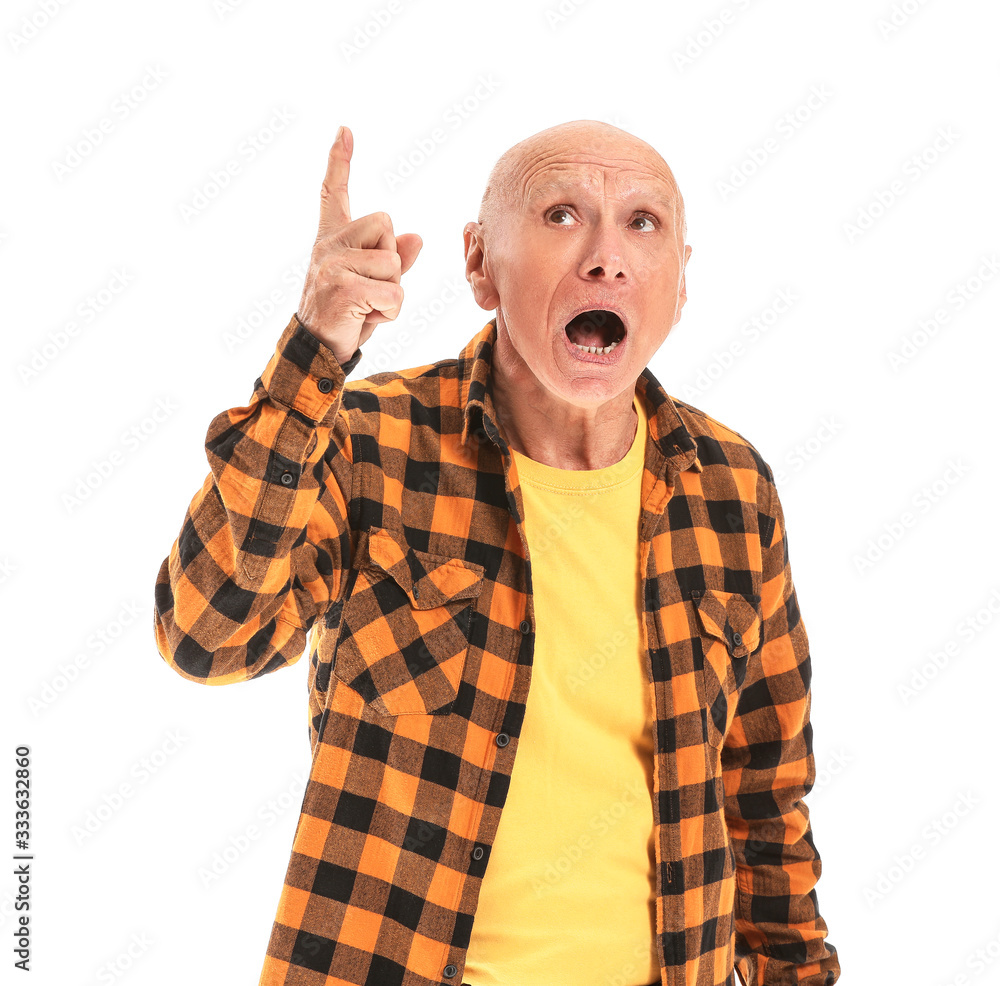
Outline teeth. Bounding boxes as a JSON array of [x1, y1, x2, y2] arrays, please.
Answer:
[[572, 339, 621, 354]]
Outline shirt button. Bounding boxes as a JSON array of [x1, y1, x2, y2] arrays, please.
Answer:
[[443, 964, 458, 978], [495, 733, 510, 747], [471, 846, 484, 860], [732, 631, 743, 646], [518, 620, 531, 634], [317, 377, 333, 393], [280, 472, 295, 486]]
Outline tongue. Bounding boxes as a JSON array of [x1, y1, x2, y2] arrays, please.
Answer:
[[566, 312, 611, 347]]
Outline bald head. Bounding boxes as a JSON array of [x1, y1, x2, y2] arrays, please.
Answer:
[[477, 119, 686, 242]]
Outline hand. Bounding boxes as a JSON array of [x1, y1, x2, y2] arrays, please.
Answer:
[[296, 126, 423, 364]]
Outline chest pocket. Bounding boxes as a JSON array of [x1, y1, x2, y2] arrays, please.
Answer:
[[331, 526, 485, 716], [689, 588, 762, 740]]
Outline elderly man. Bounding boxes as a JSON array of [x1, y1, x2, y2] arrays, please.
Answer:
[[154, 120, 840, 986]]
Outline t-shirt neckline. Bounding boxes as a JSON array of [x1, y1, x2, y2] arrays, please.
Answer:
[[510, 395, 647, 493]]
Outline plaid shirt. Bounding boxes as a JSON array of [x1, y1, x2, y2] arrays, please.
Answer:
[[153, 312, 840, 986]]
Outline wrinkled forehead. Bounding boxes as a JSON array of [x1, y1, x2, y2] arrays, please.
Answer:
[[516, 154, 680, 213]]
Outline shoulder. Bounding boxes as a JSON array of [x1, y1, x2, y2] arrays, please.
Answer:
[[340, 357, 463, 414], [332, 359, 463, 438], [668, 393, 776, 485]]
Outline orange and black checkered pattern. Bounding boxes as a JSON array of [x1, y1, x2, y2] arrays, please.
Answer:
[[153, 313, 840, 986]]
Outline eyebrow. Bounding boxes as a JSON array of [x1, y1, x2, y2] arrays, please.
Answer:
[[525, 177, 676, 212]]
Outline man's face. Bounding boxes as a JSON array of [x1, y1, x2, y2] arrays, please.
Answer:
[[464, 133, 692, 408]]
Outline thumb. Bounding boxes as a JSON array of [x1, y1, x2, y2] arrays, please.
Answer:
[[396, 233, 423, 276]]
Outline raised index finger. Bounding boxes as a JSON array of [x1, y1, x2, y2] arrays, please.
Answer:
[[317, 125, 352, 238]]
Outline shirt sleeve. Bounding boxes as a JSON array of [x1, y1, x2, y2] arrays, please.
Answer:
[[723, 464, 841, 985], [152, 312, 360, 685]]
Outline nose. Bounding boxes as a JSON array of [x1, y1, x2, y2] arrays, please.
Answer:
[[579, 219, 628, 280]]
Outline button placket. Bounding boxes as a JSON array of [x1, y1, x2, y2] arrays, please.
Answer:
[[264, 452, 301, 495]]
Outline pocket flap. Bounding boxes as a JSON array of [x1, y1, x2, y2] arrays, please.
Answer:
[[367, 527, 485, 609], [689, 588, 762, 659]]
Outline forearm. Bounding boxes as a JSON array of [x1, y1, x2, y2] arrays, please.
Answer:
[[153, 312, 359, 684], [724, 467, 840, 985]]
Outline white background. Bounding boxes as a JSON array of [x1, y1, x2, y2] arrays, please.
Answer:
[[4, 0, 999, 983]]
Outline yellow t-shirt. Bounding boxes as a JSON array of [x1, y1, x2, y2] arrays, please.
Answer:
[[463, 394, 659, 986]]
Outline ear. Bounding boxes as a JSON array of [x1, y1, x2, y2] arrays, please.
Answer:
[[464, 221, 500, 312], [673, 243, 693, 325]]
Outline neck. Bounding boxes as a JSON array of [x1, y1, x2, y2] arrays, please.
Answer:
[[489, 323, 639, 470]]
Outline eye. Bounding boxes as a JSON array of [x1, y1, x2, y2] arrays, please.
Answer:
[[546, 207, 576, 225], [630, 214, 657, 231]]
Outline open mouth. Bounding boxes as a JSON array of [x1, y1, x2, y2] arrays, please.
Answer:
[[564, 310, 626, 354]]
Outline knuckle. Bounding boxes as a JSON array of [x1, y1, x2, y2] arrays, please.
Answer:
[[319, 181, 338, 210], [374, 249, 400, 275]]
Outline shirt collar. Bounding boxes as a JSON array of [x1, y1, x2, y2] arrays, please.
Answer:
[[458, 318, 701, 475]]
